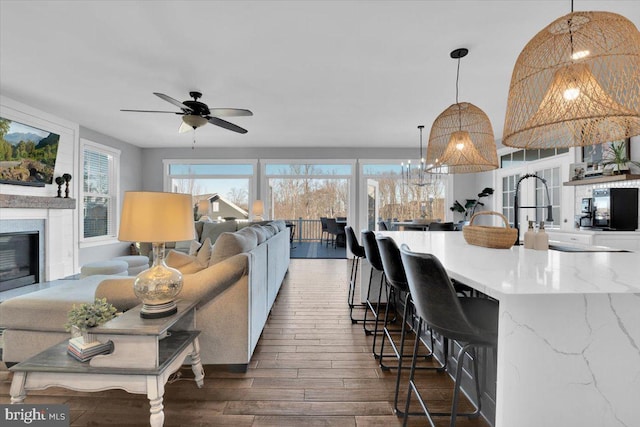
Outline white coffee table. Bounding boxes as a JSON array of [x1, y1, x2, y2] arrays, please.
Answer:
[[9, 299, 204, 427]]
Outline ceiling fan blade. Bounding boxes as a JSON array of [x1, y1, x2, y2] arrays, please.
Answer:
[[178, 122, 192, 134], [208, 108, 253, 117], [120, 109, 181, 113], [207, 116, 248, 134], [153, 92, 192, 112]]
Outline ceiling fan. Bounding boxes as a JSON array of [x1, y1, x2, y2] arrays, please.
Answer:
[[121, 91, 253, 134]]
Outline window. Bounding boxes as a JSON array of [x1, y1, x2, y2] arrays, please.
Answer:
[[502, 174, 520, 227], [164, 160, 256, 221], [361, 162, 448, 227], [264, 163, 352, 221], [81, 139, 120, 242], [534, 166, 561, 227], [500, 148, 569, 168]]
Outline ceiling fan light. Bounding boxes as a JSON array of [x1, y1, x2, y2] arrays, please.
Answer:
[[503, 11, 640, 149], [427, 102, 498, 174], [182, 114, 208, 129]]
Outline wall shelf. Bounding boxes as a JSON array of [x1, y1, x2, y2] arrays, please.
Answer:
[[0, 194, 76, 209], [563, 174, 640, 187]]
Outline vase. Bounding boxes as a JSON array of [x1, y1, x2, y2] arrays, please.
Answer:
[[71, 325, 98, 344], [82, 330, 98, 345]]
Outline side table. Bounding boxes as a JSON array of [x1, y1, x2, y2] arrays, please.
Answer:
[[9, 299, 204, 427]]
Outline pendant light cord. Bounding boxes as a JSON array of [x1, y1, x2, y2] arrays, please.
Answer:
[[456, 56, 462, 130], [569, 0, 574, 57]]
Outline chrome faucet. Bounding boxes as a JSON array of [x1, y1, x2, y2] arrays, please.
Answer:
[[513, 174, 553, 245]]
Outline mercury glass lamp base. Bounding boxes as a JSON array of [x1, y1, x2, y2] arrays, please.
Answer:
[[140, 301, 178, 319]]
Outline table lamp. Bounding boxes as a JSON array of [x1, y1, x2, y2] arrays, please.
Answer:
[[252, 200, 264, 221], [118, 191, 195, 318]]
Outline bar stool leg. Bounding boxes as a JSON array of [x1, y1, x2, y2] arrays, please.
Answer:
[[362, 269, 382, 335], [402, 318, 437, 427], [370, 272, 387, 357]]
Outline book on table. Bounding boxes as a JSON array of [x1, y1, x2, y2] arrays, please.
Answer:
[[67, 337, 113, 362]]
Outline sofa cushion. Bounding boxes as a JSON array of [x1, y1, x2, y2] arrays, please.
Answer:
[[271, 220, 287, 232], [209, 230, 258, 266], [200, 221, 237, 244], [250, 224, 267, 244], [263, 224, 277, 238]]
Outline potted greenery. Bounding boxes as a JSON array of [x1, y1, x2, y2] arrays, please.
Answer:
[[602, 141, 640, 175], [450, 187, 494, 223], [65, 298, 117, 343]]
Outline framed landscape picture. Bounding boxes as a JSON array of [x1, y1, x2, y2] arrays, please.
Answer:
[[0, 117, 60, 187]]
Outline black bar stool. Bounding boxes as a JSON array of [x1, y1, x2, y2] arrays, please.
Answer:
[[400, 245, 498, 427], [376, 235, 446, 416], [360, 230, 388, 350], [344, 226, 367, 324]]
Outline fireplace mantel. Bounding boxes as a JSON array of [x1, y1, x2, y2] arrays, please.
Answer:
[[0, 194, 76, 209]]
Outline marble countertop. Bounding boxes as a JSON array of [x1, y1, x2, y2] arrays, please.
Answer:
[[379, 231, 640, 299]]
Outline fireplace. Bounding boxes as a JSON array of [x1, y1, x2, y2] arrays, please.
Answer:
[[0, 231, 40, 291]]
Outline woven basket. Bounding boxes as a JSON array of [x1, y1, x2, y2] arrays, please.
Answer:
[[462, 211, 517, 249]]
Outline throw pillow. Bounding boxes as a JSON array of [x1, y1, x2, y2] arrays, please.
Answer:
[[250, 224, 267, 244], [164, 237, 212, 274], [189, 240, 202, 255], [165, 250, 196, 270], [209, 230, 258, 266], [264, 224, 278, 237], [200, 221, 237, 244], [197, 237, 213, 265]]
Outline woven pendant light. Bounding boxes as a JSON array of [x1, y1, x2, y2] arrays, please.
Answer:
[[427, 48, 498, 174], [502, 9, 640, 148]]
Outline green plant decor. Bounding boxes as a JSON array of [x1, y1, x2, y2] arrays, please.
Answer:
[[450, 187, 494, 221], [602, 141, 640, 175], [65, 298, 117, 332]]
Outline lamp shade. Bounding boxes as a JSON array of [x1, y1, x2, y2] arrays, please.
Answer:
[[119, 191, 195, 243], [427, 102, 498, 174], [503, 11, 640, 148], [252, 200, 264, 217]]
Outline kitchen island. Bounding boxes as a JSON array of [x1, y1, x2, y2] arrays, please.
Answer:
[[380, 231, 640, 427]]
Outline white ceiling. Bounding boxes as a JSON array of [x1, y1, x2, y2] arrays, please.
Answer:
[[1, 1, 638, 149]]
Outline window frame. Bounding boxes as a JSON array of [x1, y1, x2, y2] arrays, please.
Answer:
[[163, 159, 257, 218], [261, 159, 356, 225], [79, 138, 121, 247]]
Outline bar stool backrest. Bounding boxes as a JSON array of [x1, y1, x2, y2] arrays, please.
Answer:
[[399, 245, 483, 343], [361, 230, 383, 272], [345, 226, 365, 258], [376, 235, 409, 293]]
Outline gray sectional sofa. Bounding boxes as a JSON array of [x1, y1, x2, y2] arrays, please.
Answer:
[[0, 220, 290, 371]]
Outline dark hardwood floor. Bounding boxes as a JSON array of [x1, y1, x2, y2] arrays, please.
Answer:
[[0, 259, 490, 426]]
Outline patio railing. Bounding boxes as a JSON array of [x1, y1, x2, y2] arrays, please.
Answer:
[[281, 218, 323, 243]]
